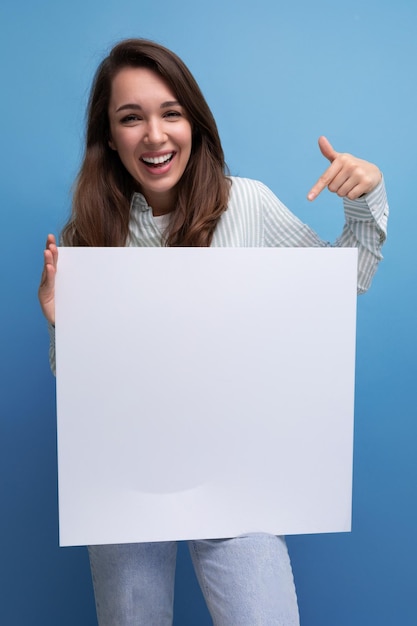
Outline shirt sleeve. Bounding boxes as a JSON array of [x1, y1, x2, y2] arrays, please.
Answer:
[[48, 322, 56, 377], [259, 177, 389, 294]]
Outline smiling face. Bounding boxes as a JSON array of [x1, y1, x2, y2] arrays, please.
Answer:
[[108, 66, 193, 215]]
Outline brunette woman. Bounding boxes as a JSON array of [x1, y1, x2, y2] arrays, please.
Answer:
[[39, 38, 388, 626]]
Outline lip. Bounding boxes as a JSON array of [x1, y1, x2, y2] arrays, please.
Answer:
[[140, 150, 175, 159]]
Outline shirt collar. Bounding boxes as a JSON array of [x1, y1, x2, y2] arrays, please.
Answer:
[[131, 192, 151, 213]]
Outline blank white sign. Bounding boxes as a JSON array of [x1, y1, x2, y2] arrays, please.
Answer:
[[55, 247, 357, 547]]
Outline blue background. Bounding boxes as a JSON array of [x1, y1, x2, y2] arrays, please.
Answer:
[[1, 0, 415, 624]]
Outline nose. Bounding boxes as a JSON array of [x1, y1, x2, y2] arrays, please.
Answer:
[[144, 118, 167, 145]]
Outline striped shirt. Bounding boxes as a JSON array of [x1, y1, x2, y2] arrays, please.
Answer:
[[48, 176, 388, 373]]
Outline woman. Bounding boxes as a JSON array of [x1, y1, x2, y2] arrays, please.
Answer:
[[39, 38, 388, 625]]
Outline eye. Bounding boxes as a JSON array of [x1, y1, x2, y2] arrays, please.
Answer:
[[163, 110, 182, 119], [120, 113, 142, 124]]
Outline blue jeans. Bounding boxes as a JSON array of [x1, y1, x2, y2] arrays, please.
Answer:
[[88, 533, 300, 625]]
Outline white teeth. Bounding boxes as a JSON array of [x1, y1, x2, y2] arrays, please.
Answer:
[[142, 153, 173, 165]]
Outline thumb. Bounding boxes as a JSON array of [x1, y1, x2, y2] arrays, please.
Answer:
[[318, 135, 338, 163]]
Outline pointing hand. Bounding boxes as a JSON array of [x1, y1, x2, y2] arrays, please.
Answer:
[[307, 136, 381, 201]]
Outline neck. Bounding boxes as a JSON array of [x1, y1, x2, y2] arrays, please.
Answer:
[[143, 189, 176, 216]]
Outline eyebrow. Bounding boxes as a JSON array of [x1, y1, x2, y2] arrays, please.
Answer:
[[115, 100, 181, 113]]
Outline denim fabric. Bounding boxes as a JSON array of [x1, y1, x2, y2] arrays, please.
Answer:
[[88, 533, 299, 625]]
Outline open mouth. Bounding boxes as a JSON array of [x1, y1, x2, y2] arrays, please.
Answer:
[[141, 152, 175, 168]]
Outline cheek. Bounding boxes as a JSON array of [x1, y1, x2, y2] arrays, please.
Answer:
[[111, 140, 139, 180], [181, 126, 193, 158], [115, 137, 135, 156], [109, 126, 139, 155]]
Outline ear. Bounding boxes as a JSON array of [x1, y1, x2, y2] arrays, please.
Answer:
[[108, 138, 117, 151]]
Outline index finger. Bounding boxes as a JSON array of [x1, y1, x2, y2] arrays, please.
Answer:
[[46, 232, 58, 249], [45, 233, 57, 248], [307, 161, 341, 201]]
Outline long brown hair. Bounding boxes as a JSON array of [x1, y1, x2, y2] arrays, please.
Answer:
[[62, 39, 230, 247]]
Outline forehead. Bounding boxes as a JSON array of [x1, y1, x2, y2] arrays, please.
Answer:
[[109, 66, 176, 104]]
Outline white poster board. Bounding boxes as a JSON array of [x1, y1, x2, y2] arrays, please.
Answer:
[[55, 247, 357, 547]]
